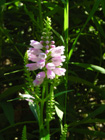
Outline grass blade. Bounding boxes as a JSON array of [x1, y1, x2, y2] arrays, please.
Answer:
[[68, 0, 101, 60]]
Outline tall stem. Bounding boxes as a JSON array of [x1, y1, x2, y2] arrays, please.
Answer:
[[40, 83, 45, 139], [64, 0, 69, 123], [46, 83, 50, 135]]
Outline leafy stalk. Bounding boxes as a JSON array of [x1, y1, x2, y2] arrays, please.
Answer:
[[64, 0, 69, 124]]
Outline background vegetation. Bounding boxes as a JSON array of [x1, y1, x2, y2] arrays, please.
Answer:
[[1, 0, 105, 139]]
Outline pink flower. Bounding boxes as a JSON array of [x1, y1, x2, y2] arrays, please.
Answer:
[[28, 54, 40, 62], [47, 69, 55, 79], [27, 48, 42, 55], [40, 41, 44, 44], [52, 56, 66, 66], [38, 53, 47, 59], [46, 63, 55, 70], [33, 71, 45, 86], [26, 63, 38, 71], [50, 46, 65, 57], [36, 71, 45, 80], [50, 45, 55, 48], [30, 40, 43, 49], [51, 41, 55, 44], [33, 79, 44, 86], [46, 41, 49, 44], [46, 45, 49, 49], [37, 59, 45, 69], [53, 68, 66, 76], [45, 50, 49, 54]]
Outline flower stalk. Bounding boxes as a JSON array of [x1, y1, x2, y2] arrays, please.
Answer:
[[24, 17, 66, 140]]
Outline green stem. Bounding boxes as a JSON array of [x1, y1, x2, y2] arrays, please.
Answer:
[[64, 0, 69, 124], [46, 82, 50, 135], [39, 83, 45, 139]]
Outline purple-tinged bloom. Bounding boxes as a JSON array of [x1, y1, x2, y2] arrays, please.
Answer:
[[37, 59, 45, 69], [30, 40, 43, 49], [33, 79, 44, 86], [47, 69, 55, 79], [40, 41, 44, 44], [45, 50, 49, 54], [33, 71, 45, 86], [39, 53, 47, 59], [46, 45, 49, 49], [27, 48, 42, 55], [51, 41, 55, 44], [50, 46, 65, 57], [36, 71, 45, 80], [53, 68, 66, 76], [46, 63, 55, 70], [52, 56, 66, 66], [28, 54, 40, 62], [26, 63, 38, 71], [46, 41, 49, 44], [50, 45, 55, 48]]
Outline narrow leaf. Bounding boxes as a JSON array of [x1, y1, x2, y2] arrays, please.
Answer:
[[0, 101, 14, 125], [69, 76, 105, 98], [68, 0, 101, 60], [55, 105, 64, 120], [71, 62, 105, 74], [0, 84, 24, 101], [55, 90, 73, 98], [70, 128, 105, 138]]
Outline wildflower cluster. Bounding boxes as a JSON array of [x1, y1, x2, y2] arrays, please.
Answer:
[[26, 18, 66, 86]]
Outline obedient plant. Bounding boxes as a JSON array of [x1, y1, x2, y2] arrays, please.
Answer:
[[24, 17, 67, 140], [26, 35, 66, 86]]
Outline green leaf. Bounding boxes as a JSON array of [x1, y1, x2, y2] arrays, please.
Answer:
[[55, 90, 73, 98], [28, 102, 39, 122], [40, 129, 50, 140], [21, 125, 27, 140], [71, 62, 105, 74], [101, 0, 105, 17], [0, 101, 14, 125], [70, 128, 105, 138], [85, 105, 105, 120], [69, 76, 105, 98], [0, 84, 24, 101], [68, 0, 101, 60], [52, 28, 65, 45], [93, 16, 105, 39], [55, 105, 64, 121]]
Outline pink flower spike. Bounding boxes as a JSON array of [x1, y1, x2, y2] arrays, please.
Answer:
[[47, 69, 55, 79], [46, 63, 55, 70], [26, 63, 38, 71], [30, 40, 43, 49], [37, 59, 45, 69], [53, 68, 66, 76]]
